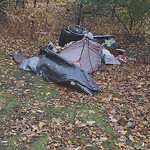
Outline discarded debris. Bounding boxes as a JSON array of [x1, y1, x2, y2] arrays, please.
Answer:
[[59, 36, 103, 73], [13, 49, 102, 96], [12, 24, 131, 95]]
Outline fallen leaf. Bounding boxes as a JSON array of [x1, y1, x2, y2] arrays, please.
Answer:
[[75, 120, 83, 127], [99, 137, 108, 142], [88, 110, 95, 114], [39, 121, 45, 129], [86, 121, 95, 126], [129, 135, 134, 142], [52, 118, 61, 125], [115, 142, 125, 148], [32, 125, 38, 131], [121, 130, 127, 135], [31, 110, 36, 114], [46, 92, 51, 96]]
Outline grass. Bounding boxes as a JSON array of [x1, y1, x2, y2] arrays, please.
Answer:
[[0, 96, 24, 117], [0, 76, 115, 149], [0, 76, 116, 149], [30, 136, 47, 150]]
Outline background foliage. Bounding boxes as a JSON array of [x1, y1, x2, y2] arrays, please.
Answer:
[[76, 0, 150, 34]]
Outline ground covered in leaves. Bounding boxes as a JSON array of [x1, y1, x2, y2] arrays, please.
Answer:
[[0, 33, 149, 150], [0, 1, 150, 150]]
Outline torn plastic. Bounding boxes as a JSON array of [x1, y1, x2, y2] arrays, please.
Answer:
[[40, 42, 60, 54], [19, 56, 40, 73], [102, 38, 116, 47], [36, 50, 102, 94], [102, 48, 120, 65], [102, 38, 127, 63], [13, 50, 102, 95], [12, 51, 27, 64]]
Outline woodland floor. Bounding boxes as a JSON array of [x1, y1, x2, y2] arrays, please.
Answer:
[[0, 2, 150, 150]]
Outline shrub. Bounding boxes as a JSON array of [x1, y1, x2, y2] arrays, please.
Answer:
[[76, 0, 150, 34]]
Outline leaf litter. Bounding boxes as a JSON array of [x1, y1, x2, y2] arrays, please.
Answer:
[[0, 2, 150, 150]]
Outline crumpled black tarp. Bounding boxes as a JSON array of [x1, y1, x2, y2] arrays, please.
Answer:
[[36, 50, 101, 93], [13, 50, 102, 95]]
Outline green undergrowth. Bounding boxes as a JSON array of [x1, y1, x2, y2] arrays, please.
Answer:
[[47, 103, 112, 133]]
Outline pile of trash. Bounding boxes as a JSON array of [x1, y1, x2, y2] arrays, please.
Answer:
[[13, 24, 127, 96], [59, 24, 127, 65]]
